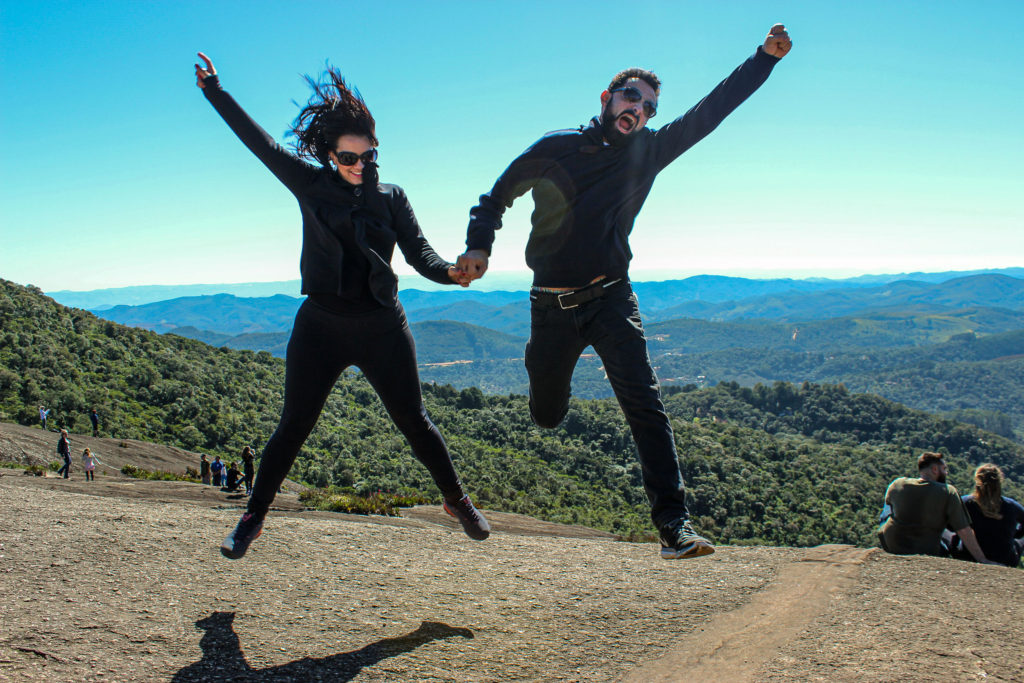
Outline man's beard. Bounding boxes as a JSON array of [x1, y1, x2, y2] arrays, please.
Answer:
[[600, 107, 640, 147], [936, 472, 947, 484]]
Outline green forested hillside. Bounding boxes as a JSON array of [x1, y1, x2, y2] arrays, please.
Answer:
[[3, 278, 1023, 546], [653, 331, 1024, 439]]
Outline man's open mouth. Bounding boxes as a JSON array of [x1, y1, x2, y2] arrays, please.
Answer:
[[616, 113, 636, 133]]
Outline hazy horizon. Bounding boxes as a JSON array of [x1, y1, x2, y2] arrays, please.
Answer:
[[38, 265, 1024, 301]]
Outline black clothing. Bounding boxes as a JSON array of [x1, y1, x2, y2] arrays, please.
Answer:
[[241, 453, 255, 493], [247, 300, 462, 517], [201, 75, 465, 519], [962, 495, 1024, 566], [225, 466, 241, 491], [466, 48, 779, 288], [201, 75, 454, 306], [526, 283, 685, 527], [57, 436, 71, 479], [465, 48, 780, 531]]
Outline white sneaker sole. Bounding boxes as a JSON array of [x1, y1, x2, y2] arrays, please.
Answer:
[[661, 541, 715, 560]]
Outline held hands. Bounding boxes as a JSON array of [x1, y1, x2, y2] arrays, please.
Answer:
[[447, 266, 472, 288], [455, 250, 489, 286], [194, 52, 217, 88], [762, 24, 793, 59]]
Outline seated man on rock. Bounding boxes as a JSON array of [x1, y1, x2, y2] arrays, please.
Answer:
[[878, 451, 996, 564]]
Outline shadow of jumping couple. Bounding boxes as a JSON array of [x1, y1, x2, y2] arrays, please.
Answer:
[[172, 611, 474, 682]]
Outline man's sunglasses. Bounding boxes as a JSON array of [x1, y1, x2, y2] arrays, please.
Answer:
[[609, 87, 657, 118], [333, 149, 378, 166]]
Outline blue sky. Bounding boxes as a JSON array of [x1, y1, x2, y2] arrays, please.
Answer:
[[1, 1, 1022, 292]]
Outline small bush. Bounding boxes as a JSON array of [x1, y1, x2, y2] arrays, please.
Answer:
[[120, 463, 200, 483], [299, 487, 431, 516], [614, 530, 658, 544], [1, 461, 47, 476], [0, 462, 55, 477]]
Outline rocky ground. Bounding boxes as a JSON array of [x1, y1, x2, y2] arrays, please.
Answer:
[[1, 422, 1023, 682]]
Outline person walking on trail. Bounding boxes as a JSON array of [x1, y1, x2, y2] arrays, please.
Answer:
[[200, 454, 211, 485], [879, 451, 996, 564], [240, 446, 255, 496], [195, 52, 489, 560], [89, 408, 100, 437], [39, 406, 50, 430], [960, 463, 1024, 567], [82, 448, 98, 481], [455, 25, 793, 560], [210, 455, 224, 488], [56, 429, 71, 479]]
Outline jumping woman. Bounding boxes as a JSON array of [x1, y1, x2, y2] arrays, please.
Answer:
[[195, 53, 489, 559]]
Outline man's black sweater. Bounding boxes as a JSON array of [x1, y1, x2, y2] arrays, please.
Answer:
[[466, 48, 780, 288], [202, 75, 454, 307]]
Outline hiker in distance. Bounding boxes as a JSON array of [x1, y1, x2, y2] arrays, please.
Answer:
[[195, 53, 489, 559], [456, 25, 793, 559]]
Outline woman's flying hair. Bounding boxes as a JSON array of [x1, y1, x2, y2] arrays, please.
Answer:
[[288, 65, 378, 167], [972, 463, 1004, 519]]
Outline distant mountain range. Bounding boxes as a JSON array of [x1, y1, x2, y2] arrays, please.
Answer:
[[92, 272, 1024, 339], [60, 270, 1024, 439], [47, 267, 1024, 310]]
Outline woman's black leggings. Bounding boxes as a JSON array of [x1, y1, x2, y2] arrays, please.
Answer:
[[247, 298, 463, 517]]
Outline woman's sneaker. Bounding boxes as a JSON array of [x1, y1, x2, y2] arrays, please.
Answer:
[[660, 520, 714, 560], [220, 512, 264, 559], [443, 495, 490, 540]]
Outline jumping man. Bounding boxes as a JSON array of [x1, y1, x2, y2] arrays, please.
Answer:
[[457, 25, 793, 559]]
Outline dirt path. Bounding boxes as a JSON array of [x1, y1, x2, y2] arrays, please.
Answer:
[[622, 545, 874, 682]]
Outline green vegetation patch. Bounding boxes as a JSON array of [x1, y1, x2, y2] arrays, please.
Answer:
[[5, 278, 1024, 547], [121, 463, 199, 482], [299, 487, 430, 516]]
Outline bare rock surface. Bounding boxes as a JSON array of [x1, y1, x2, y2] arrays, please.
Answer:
[[2, 421, 1023, 681]]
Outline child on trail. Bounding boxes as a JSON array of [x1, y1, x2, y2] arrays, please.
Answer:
[[82, 448, 98, 481]]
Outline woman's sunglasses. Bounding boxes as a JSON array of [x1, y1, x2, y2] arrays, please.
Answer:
[[609, 87, 657, 118], [333, 149, 378, 166]]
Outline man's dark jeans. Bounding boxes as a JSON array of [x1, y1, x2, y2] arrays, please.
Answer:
[[525, 282, 688, 529], [57, 455, 71, 479]]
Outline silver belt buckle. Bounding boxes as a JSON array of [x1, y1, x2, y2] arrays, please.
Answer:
[[557, 290, 578, 310]]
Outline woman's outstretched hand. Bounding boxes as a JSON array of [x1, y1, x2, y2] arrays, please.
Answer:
[[195, 52, 217, 88]]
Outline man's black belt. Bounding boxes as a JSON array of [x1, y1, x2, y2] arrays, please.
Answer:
[[530, 278, 627, 310]]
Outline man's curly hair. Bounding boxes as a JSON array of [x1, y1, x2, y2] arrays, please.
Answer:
[[608, 67, 661, 94]]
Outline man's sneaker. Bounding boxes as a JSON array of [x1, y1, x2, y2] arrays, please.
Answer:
[[660, 519, 715, 560], [443, 495, 490, 540], [220, 512, 264, 559]]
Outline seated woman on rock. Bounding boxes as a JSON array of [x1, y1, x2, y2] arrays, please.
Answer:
[[959, 463, 1024, 567]]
